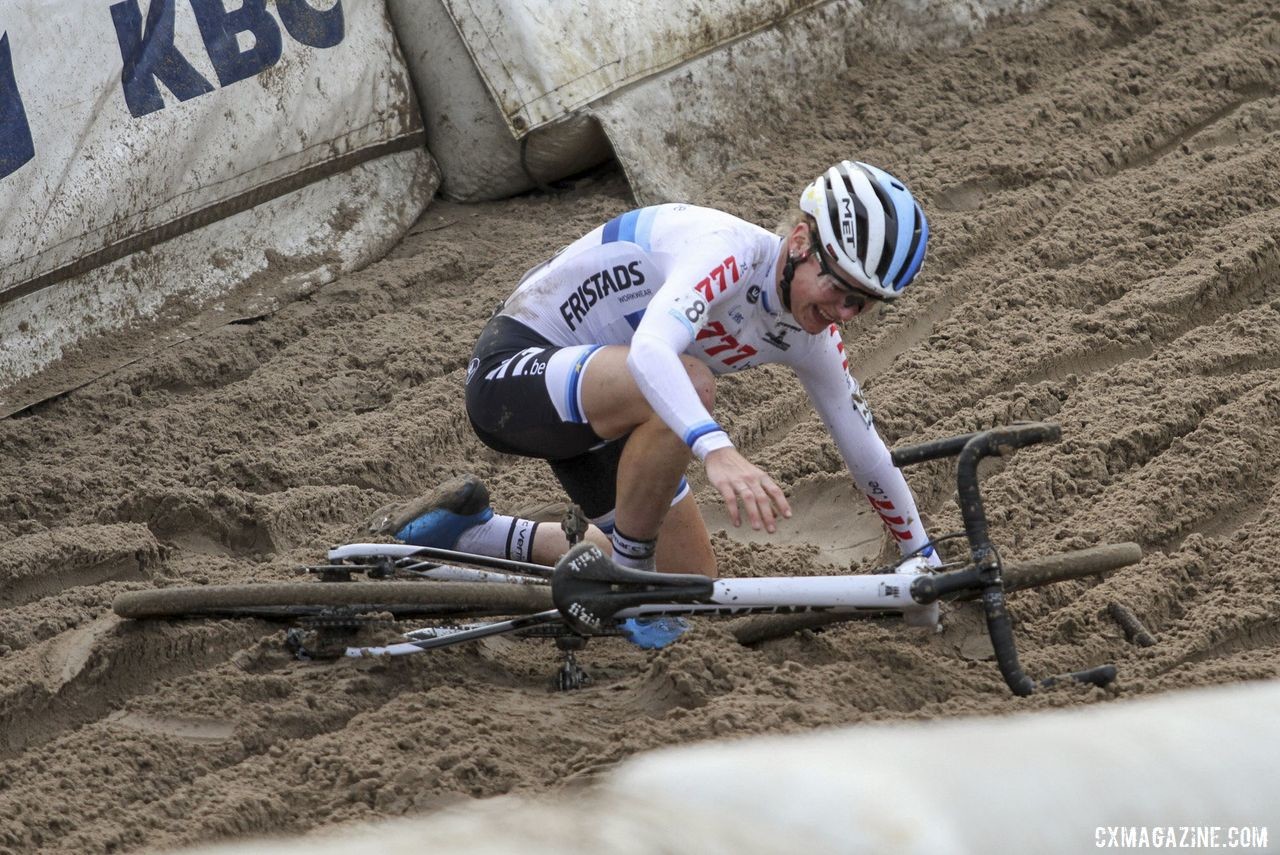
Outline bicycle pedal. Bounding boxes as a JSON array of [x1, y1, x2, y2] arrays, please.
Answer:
[[554, 655, 591, 691]]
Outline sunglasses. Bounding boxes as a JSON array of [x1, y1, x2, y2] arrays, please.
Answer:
[[810, 245, 882, 312]]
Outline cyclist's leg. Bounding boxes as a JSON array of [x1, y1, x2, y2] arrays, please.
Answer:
[[655, 492, 714, 576], [384, 319, 609, 560], [576, 346, 718, 576], [403, 320, 714, 574], [537, 439, 715, 575], [525, 495, 712, 574]]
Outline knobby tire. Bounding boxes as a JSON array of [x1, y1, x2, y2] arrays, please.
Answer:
[[115, 543, 1141, 634], [113, 580, 553, 620]]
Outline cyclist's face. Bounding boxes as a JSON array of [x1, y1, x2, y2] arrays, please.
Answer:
[[794, 248, 878, 333]]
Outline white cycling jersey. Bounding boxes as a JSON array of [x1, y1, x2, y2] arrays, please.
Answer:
[[500, 203, 934, 559]]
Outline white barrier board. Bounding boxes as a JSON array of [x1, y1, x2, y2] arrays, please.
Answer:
[[393, 0, 851, 202], [0, 147, 436, 414], [587, 0, 1056, 204], [438, 0, 831, 136], [0, 0, 421, 305], [172, 679, 1280, 855], [441, 0, 1048, 137]]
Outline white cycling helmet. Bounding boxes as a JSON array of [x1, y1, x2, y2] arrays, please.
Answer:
[[799, 160, 929, 300]]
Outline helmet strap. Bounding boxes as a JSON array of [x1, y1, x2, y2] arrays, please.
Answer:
[[780, 252, 803, 312]]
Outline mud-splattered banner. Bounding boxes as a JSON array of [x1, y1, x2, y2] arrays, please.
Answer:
[[0, 0, 422, 305], [435, 0, 831, 136]]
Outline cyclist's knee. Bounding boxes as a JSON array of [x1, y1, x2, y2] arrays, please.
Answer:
[[680, 356, 717, 413]]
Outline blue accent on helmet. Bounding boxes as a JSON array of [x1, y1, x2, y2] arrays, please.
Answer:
[[855, 161, 929, 292], [898, 203, 929, 290]]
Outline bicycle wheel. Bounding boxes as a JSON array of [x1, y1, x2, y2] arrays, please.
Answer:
[[999, 542, 1141, 594], [729, 611, 879, 645], [113, 580, 554, 620]]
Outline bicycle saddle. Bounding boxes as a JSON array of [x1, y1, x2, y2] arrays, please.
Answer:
[[551, 542, 714, 635]]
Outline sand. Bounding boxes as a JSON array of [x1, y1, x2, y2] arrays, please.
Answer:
[[2, 0, 1280, 851]]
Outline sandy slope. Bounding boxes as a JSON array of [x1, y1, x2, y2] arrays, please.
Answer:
[[3, 1, 1280, 851]]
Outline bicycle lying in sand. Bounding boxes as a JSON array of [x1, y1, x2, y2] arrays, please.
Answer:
[[113, 422, 1142, 695]]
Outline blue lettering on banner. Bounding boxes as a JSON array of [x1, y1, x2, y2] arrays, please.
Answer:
[[111, 0, 215, 117], [111, 0, 346, 118], [0, 32, 35, 180], [190, 0, 283, 88], [278, 0, 344, 49]]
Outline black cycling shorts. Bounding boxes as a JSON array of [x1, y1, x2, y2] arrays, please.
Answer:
[[464, 314, 625, 518]]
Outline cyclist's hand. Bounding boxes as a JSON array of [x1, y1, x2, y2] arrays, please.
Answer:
[[704, 447, 791, 532]]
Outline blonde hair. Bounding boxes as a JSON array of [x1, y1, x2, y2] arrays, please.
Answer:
[[774, 209, 819, 243]]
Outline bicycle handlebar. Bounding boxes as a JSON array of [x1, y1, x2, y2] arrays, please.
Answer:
[[890, 421, 1062, 469], [896, 422, 1119, 696]]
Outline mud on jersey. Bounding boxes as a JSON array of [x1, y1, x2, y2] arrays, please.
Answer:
[[499, 204, 934, 559]]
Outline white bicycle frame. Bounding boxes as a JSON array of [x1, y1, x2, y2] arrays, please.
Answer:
[[291, 425, 1134, 694], [328, 545, 940, 658]]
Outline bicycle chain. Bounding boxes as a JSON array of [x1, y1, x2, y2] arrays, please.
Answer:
[[296, 608, 394, 630]]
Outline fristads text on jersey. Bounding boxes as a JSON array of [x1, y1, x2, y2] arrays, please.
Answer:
[[558, 261, 647, 331]]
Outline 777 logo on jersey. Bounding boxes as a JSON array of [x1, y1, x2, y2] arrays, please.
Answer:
[[697, 321, 756, 367], [694, 257, 741, 301]]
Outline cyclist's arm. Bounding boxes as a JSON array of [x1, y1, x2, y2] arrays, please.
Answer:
[[628, 242, 789, 530], [627, 244, 740, 460], [795, 335, 939, 564]]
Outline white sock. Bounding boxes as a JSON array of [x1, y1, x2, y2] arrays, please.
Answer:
[[611, 527, 656, 572], [455, 514, 539, 562]]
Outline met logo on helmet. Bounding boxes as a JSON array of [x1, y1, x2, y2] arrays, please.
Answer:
[[839, 197, 855, 242]]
